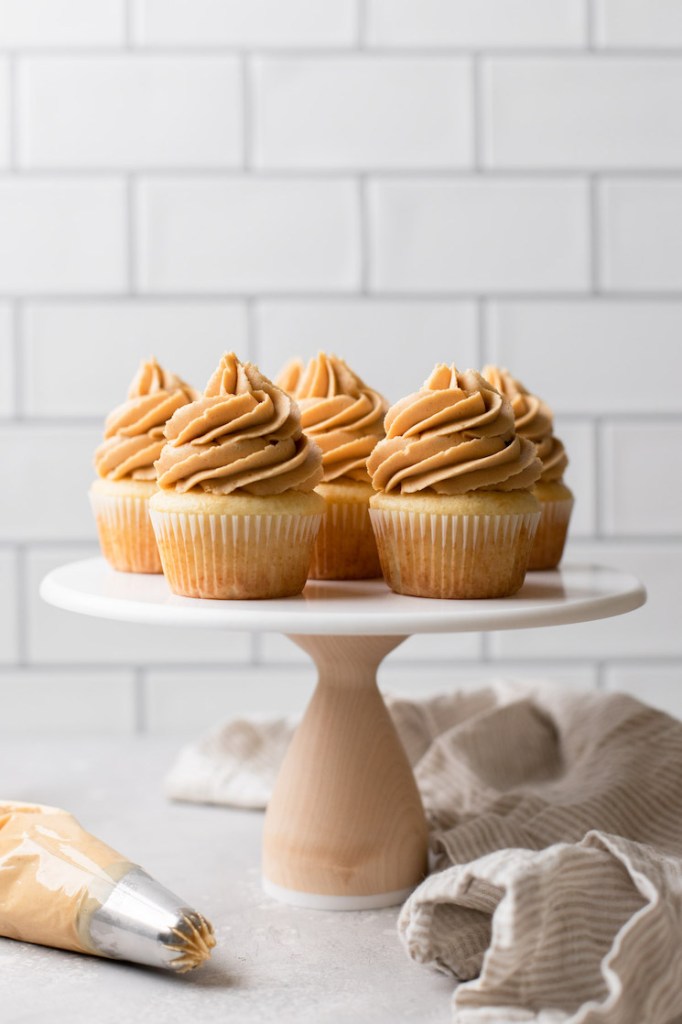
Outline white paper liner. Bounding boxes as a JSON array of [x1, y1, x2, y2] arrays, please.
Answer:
[[310, 500, 382, 580], [529, 497, 574, 571], [150, 510, 322, 599], [89, 491, 161, 574], [370, 508, 540, 599]]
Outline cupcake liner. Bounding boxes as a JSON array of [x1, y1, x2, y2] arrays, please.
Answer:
[[90, 491, 162, 574], [370, 508, 540, 599], [150, 510, 323, 599], [309, 500, 382, 580], [528, 497, 574, 571]]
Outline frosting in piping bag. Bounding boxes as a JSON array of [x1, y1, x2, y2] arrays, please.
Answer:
[[94, 358, 197, 482], [367, 365, 541, 495], [288, 353, 387, 483], [0, 802, 215, 971], [482, 365, 568, 483], [156, 352, 323, 495]]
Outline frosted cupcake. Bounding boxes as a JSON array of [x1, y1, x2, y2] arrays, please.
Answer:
[[149, 353, 324, 600], [280, 353, 388, 579], [482, 366, 573, 570], [90, 358, 196, 573], [367, 365, 542, 599]]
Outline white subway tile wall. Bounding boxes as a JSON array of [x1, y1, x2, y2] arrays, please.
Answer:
[[252, 57, 473, 170], [136, 178, 361, 293], [0, 2, 679, 734], [594, 0, 682, 48], [0, 179, 127, 294], [19, 56, 243, 169], [600, 179, 682, 291], [482, 58, 682, 169]]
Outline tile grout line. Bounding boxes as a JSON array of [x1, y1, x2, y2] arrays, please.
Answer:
[[242, 54, 252, 170], [12, 298, 24, 419], [356, 0, 367, 49], [358, 175, 370, 295], [15, 544, 28, 666], [126, 174, 137, 295], [477, 297, 489, 365], [8, 52, 18, 172], [133, 666, 147, 734], [124, 0, 134, 48], [9, 168, 682, 180], [589, 174, 601, 293], [8, 45, 682, 57], [471, 53, 483, 171], [1, 656, 680, 675], [246, 296, 258, 364], [8, 291, 682, 304], [251, 632, 264, 667], [586, 0, 596, 51], [594, 416, 604, 539], [480, 632, 492, 663]]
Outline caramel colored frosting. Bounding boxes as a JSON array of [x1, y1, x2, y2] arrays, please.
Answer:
[[367, 364, 542, 495], [94, 358, 197, 482], [482, 365, 568, 483], [0, 802, 215, 971], [0, 801, 130, 955], [275, 358, 304, 395], [156, 352, 323, 495], [288, 353, 388, 483]]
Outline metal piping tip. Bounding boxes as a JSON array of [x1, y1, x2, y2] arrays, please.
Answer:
[[165, 910, 217, 973], [84, 866, 216, 972]]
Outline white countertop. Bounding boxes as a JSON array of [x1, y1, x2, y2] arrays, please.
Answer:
[[0, 737, 452, 1024]]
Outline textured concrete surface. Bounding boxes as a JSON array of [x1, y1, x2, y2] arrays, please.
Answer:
[[0, 737, 452, 1023]]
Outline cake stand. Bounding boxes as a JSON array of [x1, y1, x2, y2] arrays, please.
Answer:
[[40, 559, 645, 911]]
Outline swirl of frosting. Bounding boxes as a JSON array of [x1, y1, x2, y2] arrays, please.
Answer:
[[482, 365, 568, 483], [367, 365, 541, 495], [275, 358, 304, 396], [288, 353, 387, 484], [94, 358, 197, 481], [155, 352, 323, 496]]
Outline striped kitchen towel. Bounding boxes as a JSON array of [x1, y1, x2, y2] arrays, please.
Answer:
[[167, 680, 682, 1024]]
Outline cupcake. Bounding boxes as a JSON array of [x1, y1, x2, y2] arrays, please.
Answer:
[[482, 366, 573, 570], [367, 365, 542, 599], [149, 353, 324, 600], [90, 358, 196, 573], [281, 353, 388, 579]]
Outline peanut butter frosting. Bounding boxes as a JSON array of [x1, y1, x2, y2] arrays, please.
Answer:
[[0, 801, 131, 954], [275, 357, 304, 396], [0, 801, 216, 971], [155, 352, 323, 495], [289, 353, 388, 483], [367, 364, 542, 495], [94, 358, 197, 481], [482, 365, 568, 483]]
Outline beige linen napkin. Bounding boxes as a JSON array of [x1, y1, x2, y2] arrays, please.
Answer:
[[166, 681, 682, 1024]]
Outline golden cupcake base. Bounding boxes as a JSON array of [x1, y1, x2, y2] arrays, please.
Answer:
[[149, 490, 325, 600], [309, 482, 382, 580], [89, 479, 162, 575], [370, 491, 541, 600], [528, 482, 574, 571]]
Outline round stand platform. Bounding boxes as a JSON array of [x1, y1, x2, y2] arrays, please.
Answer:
[[41, 559, 645, 911]]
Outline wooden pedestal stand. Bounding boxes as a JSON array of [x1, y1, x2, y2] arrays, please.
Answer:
[[263, 634, 428, 908]]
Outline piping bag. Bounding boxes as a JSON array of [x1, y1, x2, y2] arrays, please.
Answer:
[[0, 801, 215, 972]]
